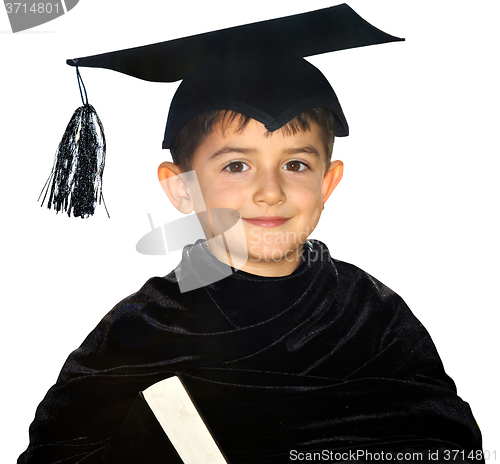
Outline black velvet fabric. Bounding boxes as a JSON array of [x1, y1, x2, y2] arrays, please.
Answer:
[[18, 241, 483, 463]]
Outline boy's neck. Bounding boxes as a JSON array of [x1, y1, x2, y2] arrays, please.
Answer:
[[207, 242, 304, 277]]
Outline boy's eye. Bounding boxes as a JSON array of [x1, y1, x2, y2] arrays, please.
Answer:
[[224, 161, 248, 173], [284, 161, 308, 172]]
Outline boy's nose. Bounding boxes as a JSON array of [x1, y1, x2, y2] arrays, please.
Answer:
[[253, 171, 286, 206]]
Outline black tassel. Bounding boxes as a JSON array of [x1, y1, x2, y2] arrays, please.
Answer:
[[39, 68, 108, 218]]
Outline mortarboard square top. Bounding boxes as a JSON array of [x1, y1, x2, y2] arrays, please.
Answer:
[[67, 4, 404, 150]]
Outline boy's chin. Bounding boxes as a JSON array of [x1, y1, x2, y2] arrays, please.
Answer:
[[246, 242, 304, 265]]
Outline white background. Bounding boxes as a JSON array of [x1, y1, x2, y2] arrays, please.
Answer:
[[1, 0, 498, 461]]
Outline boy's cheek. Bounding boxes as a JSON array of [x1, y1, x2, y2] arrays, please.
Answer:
[[247, 226, 261, 243], [199, 187, 244, 210]]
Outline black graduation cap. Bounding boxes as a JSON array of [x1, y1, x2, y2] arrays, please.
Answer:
[[40, 3, 403, 218]]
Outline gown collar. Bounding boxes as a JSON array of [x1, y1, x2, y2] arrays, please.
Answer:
[[177, 240, 328, 327]]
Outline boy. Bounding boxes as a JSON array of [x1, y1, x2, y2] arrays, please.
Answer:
[[19, 5, 483, 463]]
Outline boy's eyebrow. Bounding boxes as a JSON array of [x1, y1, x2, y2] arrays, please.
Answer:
[[283, 146, 320, 157], [209, 146, 256, 159]]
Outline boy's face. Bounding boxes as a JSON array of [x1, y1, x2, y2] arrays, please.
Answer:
[[160, 118, 342, 276]]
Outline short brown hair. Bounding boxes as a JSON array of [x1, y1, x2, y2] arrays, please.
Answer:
[[170, 108, 335, 171]]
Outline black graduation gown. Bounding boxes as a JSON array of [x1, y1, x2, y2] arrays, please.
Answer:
[[18, 240, 483, 463]]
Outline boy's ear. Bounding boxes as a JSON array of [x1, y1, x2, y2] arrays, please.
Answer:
[[158, 162, 194, 214], [322, 160, 344, 205]]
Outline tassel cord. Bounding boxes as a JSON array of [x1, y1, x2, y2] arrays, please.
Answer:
[[76, 67, 88, 106]]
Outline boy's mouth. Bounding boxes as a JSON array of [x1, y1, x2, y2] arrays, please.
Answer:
[[243, 217, 290, 228]]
